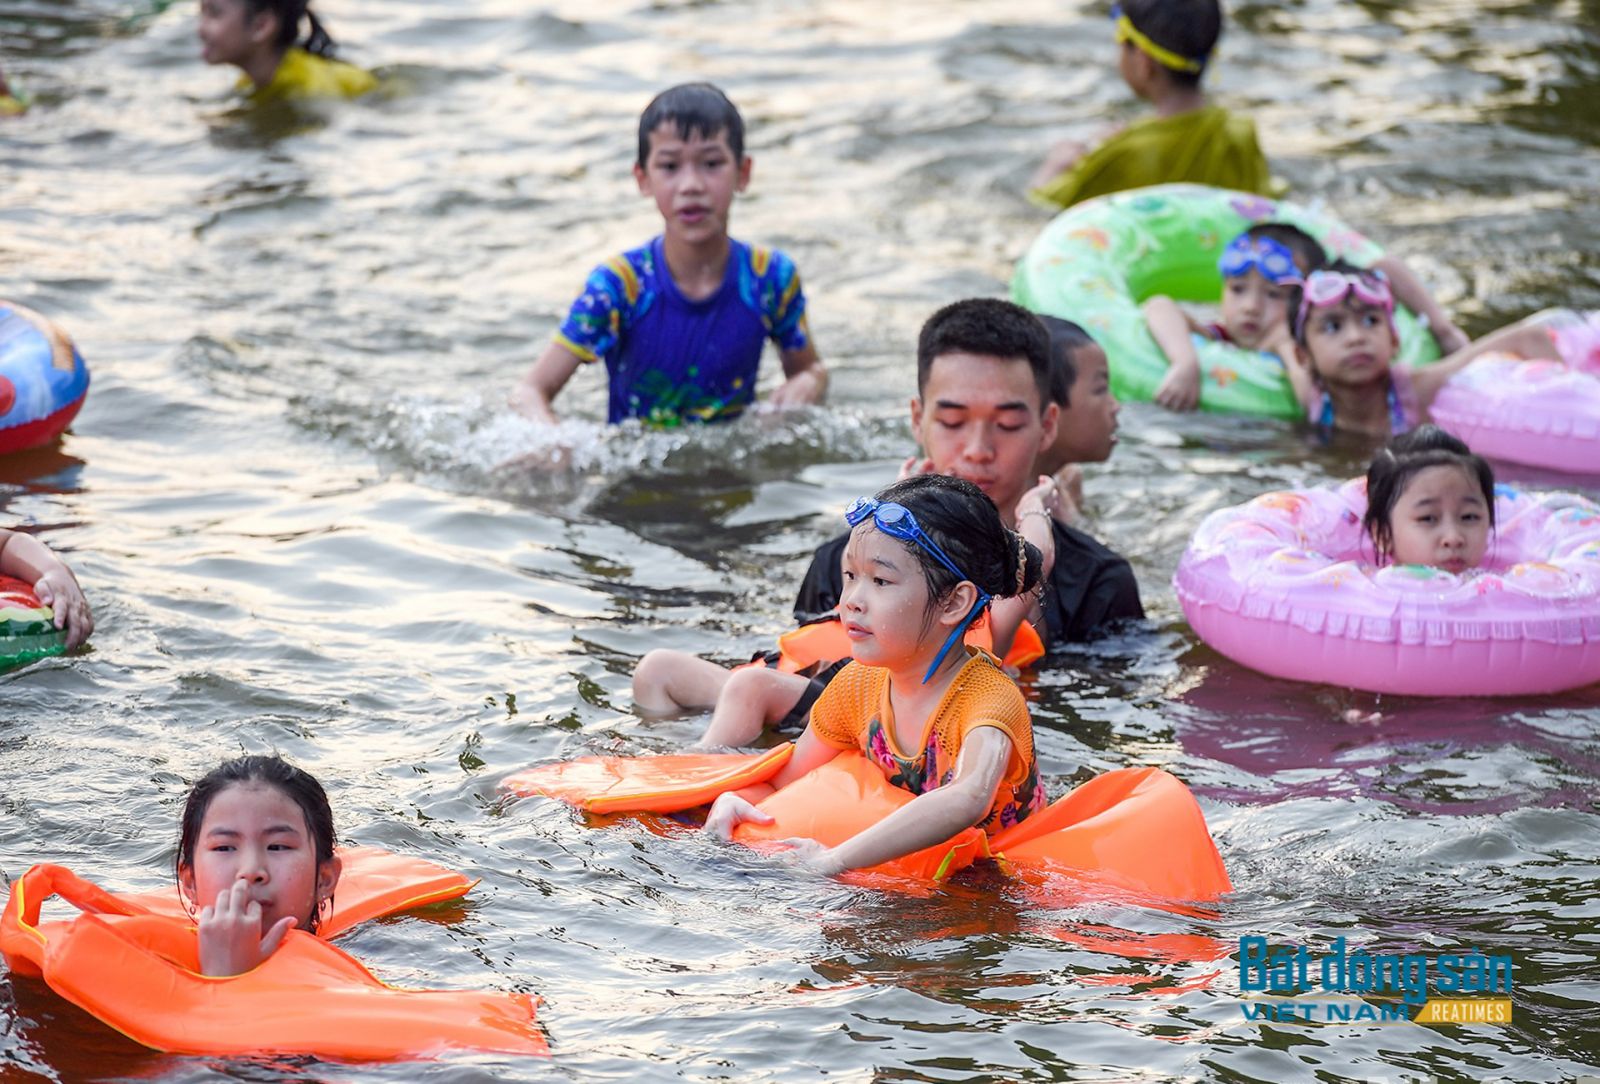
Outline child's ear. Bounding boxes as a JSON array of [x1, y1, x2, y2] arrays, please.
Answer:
[[316, 852, 342, 902], [178, 863, 197, 904], [633, 162, 650, 194], [1037, 401, 1060, 453], [247, 10, 278, 47], [736, 155, 752, 192], [937, 582, 980, 628]]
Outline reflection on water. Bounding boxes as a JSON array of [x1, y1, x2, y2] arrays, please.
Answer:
[[2, 0, 1598, 1079]]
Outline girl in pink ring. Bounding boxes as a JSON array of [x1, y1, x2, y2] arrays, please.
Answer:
[[1287, 261, 1563, 437]]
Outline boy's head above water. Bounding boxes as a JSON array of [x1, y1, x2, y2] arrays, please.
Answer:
[[1039, 316, 1118, 464], [1363, 425, 1495, 572], [1216, 223, 1324, 351], [634, 83, 751, 248], [1113, 0, 1222, 94], [911, 299, 1059, 517]]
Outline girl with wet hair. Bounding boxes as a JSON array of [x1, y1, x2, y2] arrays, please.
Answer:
[[198, 0, 376, 105], [705, 474, 1049, 875], [1362, 425, 1495, 572], [176, 755, 342, 976]]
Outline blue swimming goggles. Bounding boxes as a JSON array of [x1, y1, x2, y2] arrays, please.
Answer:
[[1217, 234, 1302, 284], [844, 497, 992, 684]]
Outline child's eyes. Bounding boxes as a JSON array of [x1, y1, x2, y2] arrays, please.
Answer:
[[1318, 317, 1341, 335], [842, 570, 856, 583], [1361, 313, 1382, 328], [872, 577, 890, 587], [997, 423, 1025, 433]]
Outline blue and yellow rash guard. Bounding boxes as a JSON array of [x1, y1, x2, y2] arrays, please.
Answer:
[[240, 46, 377, 105], [554, 236, 811, 425]]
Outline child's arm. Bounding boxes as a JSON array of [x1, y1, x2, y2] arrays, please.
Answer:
[[509, 342, 584, 424], [0, 529, 92, 649], [792, 727, 1011, 875], [769, 342, 827, 408], [987, 475, 1058, 661], [1370, 256, 1470, 355], [1263, 326, 1320, 416], [1143, 296, 1208, 411], [702, 728, 842, 837], [1409, 314, 1562, 412]]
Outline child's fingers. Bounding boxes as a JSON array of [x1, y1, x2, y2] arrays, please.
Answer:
[[259, 915, 297, 955]]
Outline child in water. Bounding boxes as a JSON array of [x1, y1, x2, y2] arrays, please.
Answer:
[[510, 83, 826, 427], [1289, 261, 1558, 436], [1363, 425, 1494, 574], [1033, 317, 1119, 523], [704, 474, 1046, 875], [1143, 224, 1468, 412], [0, 528, 93, 649], [1029, 0, 1274, 210], [198, 0, 376, 105], [176, 755, 341, 977]]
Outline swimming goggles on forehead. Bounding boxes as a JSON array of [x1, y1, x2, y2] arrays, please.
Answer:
[[1218, 234, 1302, 285], [1296, 268, 1395, 332], [1110, 3, 1207, 74], [844, 497, 993, 684]]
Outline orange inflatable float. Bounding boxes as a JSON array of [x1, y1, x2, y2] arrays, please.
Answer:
[[503, 744, 794, 815], [511, 748, 1230, 901], [0, 849, 549, 1060]]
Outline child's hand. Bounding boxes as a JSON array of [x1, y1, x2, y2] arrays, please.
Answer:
[[769, 368, 826, 409], [1029, 139, 1088, 190], [897, 456, 936, 482], [1154, 361, 1202, 411], [703, 792, 774, 841], [33, 567, 92, 650], [778, 837, 847, 876], [196, 878, 297, 977], [1052, 464, 1084, 524]]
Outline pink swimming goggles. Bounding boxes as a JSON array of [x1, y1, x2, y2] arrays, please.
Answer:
[[1296, 269, 1396, 336]]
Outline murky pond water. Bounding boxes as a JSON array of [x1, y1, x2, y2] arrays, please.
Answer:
[[2, 1, 1598, 1080]]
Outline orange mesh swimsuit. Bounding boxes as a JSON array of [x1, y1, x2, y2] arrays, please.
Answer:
[[809, 648, 1046, 834]]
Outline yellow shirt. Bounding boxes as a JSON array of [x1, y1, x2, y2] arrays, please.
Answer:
[[809, 649, 1046, 835], [241, 47, 377, 105], [1030, 105, 1279, 211]]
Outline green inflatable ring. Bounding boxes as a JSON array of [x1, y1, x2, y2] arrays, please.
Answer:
[[1011, 184, 1442, 419], [0, 575, 67, 671]]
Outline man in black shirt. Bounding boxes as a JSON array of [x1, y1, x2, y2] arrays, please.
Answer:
[[794, 299, 1142, 645], [633, 298, 1142, 744]]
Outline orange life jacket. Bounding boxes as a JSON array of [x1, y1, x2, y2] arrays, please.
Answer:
[[509, 749, 1231, 901], [0, 850, 549, 1060]]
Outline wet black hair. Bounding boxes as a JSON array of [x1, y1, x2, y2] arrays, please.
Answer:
[[1363, 425, 1495, 564], [1239, 222, 1326, 278], [1038, 316, 1099, 408], [243, 0, 338, 59], [636, 83, 745, 167], [917, 298, 1053, 408], [862, 474, 1044, 607], [1119, 0, 1223, 88], [176, 754, 337, 931]]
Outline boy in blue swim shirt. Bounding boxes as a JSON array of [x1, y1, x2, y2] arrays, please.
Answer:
[[511, 83, 827, 426]]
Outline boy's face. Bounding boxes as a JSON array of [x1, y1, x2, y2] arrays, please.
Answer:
[[634, 123, 750, 248], [1219, 269, 1294, 351], [911, 352, 1058, 520], [1051, 344, 1119, 464]]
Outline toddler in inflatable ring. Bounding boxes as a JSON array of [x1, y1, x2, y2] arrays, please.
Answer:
[[1287, 260, 1567, 437]]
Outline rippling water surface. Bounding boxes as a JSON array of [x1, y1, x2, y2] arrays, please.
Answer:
[[2, 1, 1598, 1080]]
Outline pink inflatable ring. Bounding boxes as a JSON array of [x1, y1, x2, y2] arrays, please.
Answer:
[[1174, 479, 1600, 696]]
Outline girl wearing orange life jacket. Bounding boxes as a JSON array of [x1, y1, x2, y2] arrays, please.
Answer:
[[705, 474, 1049, 874]]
